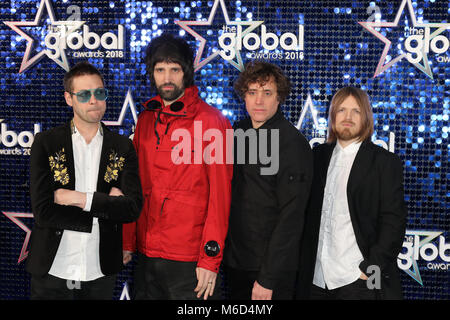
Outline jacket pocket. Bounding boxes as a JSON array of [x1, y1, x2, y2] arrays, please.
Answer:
[[159, 197, 207, 256], [277, 171, 305, 206]]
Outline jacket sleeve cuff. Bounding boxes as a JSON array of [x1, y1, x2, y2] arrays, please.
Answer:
[[359, 260, 370, 275], [256, 273, 276, 291], [90, 191, 109, 219], [197, 259, 220, 274], [122, 221, 137, 252], [123, 245, 136, 252]]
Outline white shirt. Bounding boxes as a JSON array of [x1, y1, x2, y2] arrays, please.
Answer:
[[312, 140, 364, 290], [48, 123, 104, 281]]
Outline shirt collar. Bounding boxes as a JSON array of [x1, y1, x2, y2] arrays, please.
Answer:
[[336, 140, 362, 155], [71, 119, 103, 137], [71, 119, 103, 145]]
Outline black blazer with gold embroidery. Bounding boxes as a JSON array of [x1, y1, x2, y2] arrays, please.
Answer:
[[26, 121, 143, 277]]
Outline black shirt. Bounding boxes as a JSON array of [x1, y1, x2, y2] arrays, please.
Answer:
[[224, 110, 313, 289]]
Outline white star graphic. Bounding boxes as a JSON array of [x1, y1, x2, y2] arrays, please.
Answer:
[[102, 88, 138, 127], [359, 0, 450, 79], [2, 212, 34, 264], [175, 0, 263, 71], [295, 93, 327, 132], [3, 0, 84, 73], [119, 282, 131, 300]]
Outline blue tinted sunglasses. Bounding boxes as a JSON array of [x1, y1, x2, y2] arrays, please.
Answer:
[[69, 88, 108, 103]]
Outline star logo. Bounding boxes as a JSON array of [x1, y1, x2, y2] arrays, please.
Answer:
[[2, 212, 34, 264], [295, 93, 328, 132], [359, 0, 450, 79], [175, 0, 263, 71], [3, 0, 84, 73], [102, 88, 138, 127], [397, 230, 443, 286], [119, 282, 131, 300]]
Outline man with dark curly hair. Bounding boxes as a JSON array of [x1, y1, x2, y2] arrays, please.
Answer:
[[223, 61, 313, 300]]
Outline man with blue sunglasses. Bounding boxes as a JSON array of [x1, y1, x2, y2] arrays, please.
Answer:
[[68, 87, 108, 104], [27, 62, 143, 299]]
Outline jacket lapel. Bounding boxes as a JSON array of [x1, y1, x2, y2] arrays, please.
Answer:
[[346, 140, 373, 253], [97, 123, 112, 193], [317, 142, 335, 188], [347, 140, 373, 195], [63, 121, 76, 190]]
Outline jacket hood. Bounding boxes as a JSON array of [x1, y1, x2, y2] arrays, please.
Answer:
[[143, 85, 201, 119]]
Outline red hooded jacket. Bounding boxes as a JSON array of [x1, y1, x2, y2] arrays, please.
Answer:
[[123, 86, 233, 273]]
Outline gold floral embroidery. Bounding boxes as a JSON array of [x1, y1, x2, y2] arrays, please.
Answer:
[[104, 150, 125, 183], [49, 148, 69, 185]]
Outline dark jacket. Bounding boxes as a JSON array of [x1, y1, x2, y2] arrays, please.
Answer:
[[296, 140, 407, 299], [26, 121, 143, 276], [224, 110, 313, 290]]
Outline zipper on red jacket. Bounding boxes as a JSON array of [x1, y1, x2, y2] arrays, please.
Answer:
[[154, 111, 161, 145], [153, 107, 186, 146], [165, 122, 170, 135], [160, 197, 169, 215]]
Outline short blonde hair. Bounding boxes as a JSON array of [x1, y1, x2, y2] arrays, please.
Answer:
[[327, 86, 374, 143]]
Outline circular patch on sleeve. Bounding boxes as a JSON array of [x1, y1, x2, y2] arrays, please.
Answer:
[[204, 241, 221, 257]]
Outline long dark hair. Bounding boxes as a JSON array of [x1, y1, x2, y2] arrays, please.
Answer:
[[144, 33, 194, 88]]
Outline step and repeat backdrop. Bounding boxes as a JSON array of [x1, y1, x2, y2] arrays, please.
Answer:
[[0, 0, 448, 300]]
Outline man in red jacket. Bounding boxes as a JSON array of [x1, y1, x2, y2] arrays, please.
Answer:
[[122, 33, 233, 300]]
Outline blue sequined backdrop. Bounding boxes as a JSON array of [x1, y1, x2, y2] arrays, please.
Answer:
[[0, 0, 448, 300]]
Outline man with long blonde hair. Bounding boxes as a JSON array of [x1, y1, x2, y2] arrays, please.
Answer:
[[297, 87, 407, 300]]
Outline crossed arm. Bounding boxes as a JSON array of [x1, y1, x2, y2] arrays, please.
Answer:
[[53, 187, 124, 209], [30, 133, 142, 231]]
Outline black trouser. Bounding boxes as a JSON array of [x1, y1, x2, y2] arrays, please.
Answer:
[[30, 273, 116, 300], [310, 279, 378, 300], [133, 253, 222, 300], [224, 266, 297, 300]]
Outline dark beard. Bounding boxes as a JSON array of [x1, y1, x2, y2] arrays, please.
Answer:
[[157, 83, 184, 102], [336, 127, 360, 141]]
